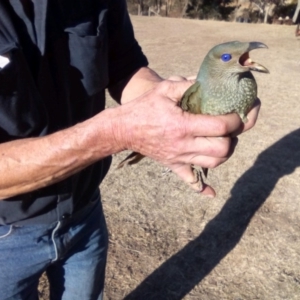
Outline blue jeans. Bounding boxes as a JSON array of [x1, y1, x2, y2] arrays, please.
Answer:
[[0, 193, 108, 300]]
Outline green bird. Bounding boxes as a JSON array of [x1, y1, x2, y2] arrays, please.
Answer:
[[118, 41, 269, 190], [179, 41, 268, 120]]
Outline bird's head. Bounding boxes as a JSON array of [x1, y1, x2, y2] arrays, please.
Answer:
[[198, 41, 269, 80]]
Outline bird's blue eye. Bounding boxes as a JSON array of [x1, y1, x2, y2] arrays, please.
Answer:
[[221, 53, 232, 62]]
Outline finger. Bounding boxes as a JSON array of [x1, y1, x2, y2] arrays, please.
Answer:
[[186, 75, 197, 80], [180, 136, 232, 161], [172, 137, 238, 170], [167, 75, 197, 81], [168, 75, 187, 81], [184, 113, 242, 138], [187, 155, 228, 169], [200, 184, 217, 197], [169, 138, 238, 196], [170, 164, 216, 197], [184, 98, 261, 138]]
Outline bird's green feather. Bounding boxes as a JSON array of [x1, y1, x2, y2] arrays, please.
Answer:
[[180, 81, 202, 114]]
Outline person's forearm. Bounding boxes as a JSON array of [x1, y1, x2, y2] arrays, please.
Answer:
[[0, 108, 122, 200], [109, 67, 164, 104], [0, 67, 163, 200]]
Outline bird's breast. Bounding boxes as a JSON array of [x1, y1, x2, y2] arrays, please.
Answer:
[[200, 74, 257, 117]]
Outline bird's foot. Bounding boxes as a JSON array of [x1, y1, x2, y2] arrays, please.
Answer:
[[191, 166, 205, 187], [191, 166, 216, 198]]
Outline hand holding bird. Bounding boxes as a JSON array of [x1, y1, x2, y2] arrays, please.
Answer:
[[117, 41, 268, 196]]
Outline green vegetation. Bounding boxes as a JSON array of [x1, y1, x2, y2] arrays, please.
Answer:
[[127, 0, 298, 23]]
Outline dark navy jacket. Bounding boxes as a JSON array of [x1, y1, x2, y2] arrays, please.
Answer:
[[0, 0, 148, 224]]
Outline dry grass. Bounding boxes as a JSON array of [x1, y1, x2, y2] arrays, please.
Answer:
[[40, 17, 300, 299]]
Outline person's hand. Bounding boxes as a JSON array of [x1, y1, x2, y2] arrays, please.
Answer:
[[167, 75, 260, 135], [112, 79, 260, 195]]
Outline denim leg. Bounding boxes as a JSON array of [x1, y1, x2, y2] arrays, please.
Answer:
[[0, 193, 108, 300], [46, 199, 108, 300], [0, 224, 54, 300]]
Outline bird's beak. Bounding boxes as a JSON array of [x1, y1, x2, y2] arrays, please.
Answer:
[[239, 42, 269, 73]]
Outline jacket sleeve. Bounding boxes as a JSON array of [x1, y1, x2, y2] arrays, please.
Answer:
[[107, 0, 148, 86]]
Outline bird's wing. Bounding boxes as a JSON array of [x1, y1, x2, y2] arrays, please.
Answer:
[[179, 81, 202, 114]]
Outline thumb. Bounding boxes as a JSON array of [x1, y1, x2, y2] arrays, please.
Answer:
[[158, 80, 195, 103]]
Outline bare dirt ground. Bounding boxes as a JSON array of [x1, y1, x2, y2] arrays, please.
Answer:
[[39, 17, 300, 300]]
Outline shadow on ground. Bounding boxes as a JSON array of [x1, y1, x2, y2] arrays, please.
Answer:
[[124, 129, 300, 300]]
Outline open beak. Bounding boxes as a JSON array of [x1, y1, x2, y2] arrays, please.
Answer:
[[239, 42, 269, 73]]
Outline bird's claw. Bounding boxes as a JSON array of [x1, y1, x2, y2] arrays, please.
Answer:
[[191, 167, 216, 197], [191, 166, 207, 192]]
